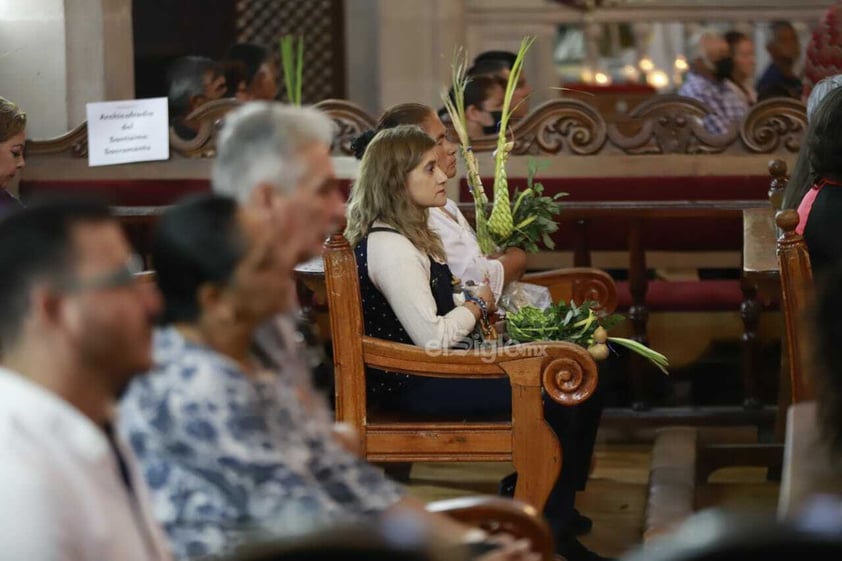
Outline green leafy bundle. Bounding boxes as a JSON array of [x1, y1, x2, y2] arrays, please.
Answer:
[[507, 301, 669, 373], [504, 158, 566, 253]]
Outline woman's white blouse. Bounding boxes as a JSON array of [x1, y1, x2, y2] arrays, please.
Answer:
[[367, 222, 476, 349], [427, 199, 505, 302]]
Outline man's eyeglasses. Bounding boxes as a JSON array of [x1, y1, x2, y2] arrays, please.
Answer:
[[59, 254, 145, 293]]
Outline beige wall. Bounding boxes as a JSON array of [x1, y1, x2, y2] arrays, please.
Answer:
[[0, 0, 69, 138], [377, 0, 465, 112], [0, 0, 133, 139]]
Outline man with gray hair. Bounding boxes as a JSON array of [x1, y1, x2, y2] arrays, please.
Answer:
[[213, 102, 344, 263], [212, 102, 345, 420], [167, 56, 227, 140], [678, 28, 749, 135]]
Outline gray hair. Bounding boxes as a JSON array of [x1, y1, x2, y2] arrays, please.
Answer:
[[808, 75, 842, 121], [212, 102, 335, 202], [688, 27, 724, 66], [167, 56, 219, 119]]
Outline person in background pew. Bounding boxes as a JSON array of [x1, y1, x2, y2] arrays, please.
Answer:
[[167, 56, 227, 140], [345, 125, 614, 561], [221, 59, 251, 101], [757, 21, 803, 101], [470, 51, 533, 119], [118, 194, 537, 561], [352, 104, 604, 541], [724, 31, 758, 107], [678, 28, 748, 135], [787, 85, 842, 276], [439, 50, 533, 124], [0, 97, 26, 213], [0, 199, 171, 561], [223, 43, 279, 101], [463, 75, 507, 139], [782, 74, 842, 212]]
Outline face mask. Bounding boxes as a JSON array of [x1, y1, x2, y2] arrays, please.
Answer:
[[482, 110, 503, 135], [714, 56, 735, 81]]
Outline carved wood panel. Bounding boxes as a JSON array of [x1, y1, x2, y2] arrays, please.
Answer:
[[235, 0, 346, 103], [25, 96, 807, 159]]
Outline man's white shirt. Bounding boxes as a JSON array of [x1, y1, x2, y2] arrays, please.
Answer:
[[0, 367, 172, 561]]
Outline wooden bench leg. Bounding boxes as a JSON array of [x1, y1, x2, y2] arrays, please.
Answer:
[[505, 359, 562, 512]]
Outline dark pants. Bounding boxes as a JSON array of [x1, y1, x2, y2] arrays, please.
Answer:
[[372, 373, 604, 532]]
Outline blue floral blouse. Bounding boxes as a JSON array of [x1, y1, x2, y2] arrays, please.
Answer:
[[118, 327, 404, 560]]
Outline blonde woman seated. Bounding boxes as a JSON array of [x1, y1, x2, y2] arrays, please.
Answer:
[[351, 103, 527, 305], [344, 125, 611, 561]]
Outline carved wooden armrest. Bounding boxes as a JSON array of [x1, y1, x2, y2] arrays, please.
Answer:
[[362, 338, 597, 408], [522, 267, 618, 313], [426, 496, 554, 561]]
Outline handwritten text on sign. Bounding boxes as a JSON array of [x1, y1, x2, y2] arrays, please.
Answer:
[[86, 98, 169, 167]]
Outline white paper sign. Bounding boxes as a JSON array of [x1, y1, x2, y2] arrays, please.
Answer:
[[86, 98, 169, 167]]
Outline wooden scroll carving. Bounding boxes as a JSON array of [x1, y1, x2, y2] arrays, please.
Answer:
[[314, 99, 377, 156], [25, 96, 807, 159], [541, 347, 598, 407], [169, 98, 243, 158], [607, 94, 737, 154], [740, 98, 807, 154], [25, 122, 89, 158], [469, 99, 608, 155]]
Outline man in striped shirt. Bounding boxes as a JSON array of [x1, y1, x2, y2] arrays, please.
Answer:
[[678, 28, 749, 135]]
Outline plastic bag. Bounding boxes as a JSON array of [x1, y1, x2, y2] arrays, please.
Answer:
[[498, 281, 552, 314]]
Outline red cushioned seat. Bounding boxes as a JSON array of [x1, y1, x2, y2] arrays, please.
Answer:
[[20, 179, 211, 206], [460, 174, 768, 252], [615, 279, 744, 312]]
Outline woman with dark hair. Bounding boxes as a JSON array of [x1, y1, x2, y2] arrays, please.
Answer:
[[118, 195, 399, 558], [463, 75, 506, 138], [724, 30, 757, 106], [791, 86, 842, 275], [224, 43, 278, 101], [0, 97, 26, 212], [118, 195, 511, 561], [345, 126, 612, 561], [782, 75, 842, 211]]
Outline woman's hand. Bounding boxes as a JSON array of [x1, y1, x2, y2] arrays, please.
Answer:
[[474, 284, 498, 315]]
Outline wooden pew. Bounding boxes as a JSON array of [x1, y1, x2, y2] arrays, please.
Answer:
[[774, 209, 842, 519], [322, 232, 598, 514], [321, 97, 806, 411], [21, 95, 806, 414]]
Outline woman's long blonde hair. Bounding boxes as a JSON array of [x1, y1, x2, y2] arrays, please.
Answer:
[[0, 97, 26, 143], [345, 125, 445, 261]]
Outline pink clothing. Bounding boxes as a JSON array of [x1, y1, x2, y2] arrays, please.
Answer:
[[796, 183, 824, 235]]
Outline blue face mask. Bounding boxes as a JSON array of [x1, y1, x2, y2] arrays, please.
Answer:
[[482, 110, 503, 135]]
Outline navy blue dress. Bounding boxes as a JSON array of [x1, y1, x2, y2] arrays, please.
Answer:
[[354, 226, 505, 415]]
